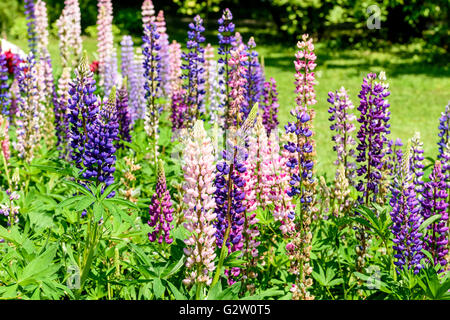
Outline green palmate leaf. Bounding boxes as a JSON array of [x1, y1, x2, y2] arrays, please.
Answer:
[[419, 214, 442, 232], [74, 196, 96, 212], [167, 281, 187, 300], [100, 183, 119, 201], [93, 201, 103, 222], [63, 180, 93, 196], [105, 197, 138, 209], [56, 195, 85, 209], [215, 282, 241, 300], [18, 246, 59, 285], [223, 250, 245, 268], [153, 278, 165, 299], [207, 281, 222, 300]]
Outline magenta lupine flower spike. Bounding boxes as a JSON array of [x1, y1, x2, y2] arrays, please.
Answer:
[[148, 160, 174, 244], [227, 43, 248, 128], [182, 120, 217, 287], [260, 77, 279, 136], [327, 86, 357, 183], [420, 161, 449, 271], [355, 72, 391, 205]]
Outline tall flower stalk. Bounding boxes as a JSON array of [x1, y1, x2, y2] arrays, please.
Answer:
[[182, 120, 217, 290], [327, 86, 357, 183], [142, 22, 161, 165], [283, 34, 317, 300]]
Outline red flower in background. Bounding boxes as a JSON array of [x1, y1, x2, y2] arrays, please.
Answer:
[[3, 50, 23, 75], [90, 60, 99, 74]]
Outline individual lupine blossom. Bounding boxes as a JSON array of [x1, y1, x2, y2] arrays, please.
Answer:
[[67, 53, 99, 168], [260, 77, 279, 136], [155, 10, 171, 100], [141, 0, 155, 27], [355, 72, 391, 205], [181, 15, 206, 124], [420, 161, 449, 271], [82, 87, 119, 187], [116, 81, 132, 149], [168, 41, 183, 95], [0, 50, 10, 115], [0, 115, 10, 163], [148, 160, 174, 244], [97, 0, 115, 93], [14, 54, 42, 162], [142, 22, 162, 161], [409, 132, 425, 194], [283, 34, 317, 301], [24, 0, 37, 55], [133, 49, 146, 121], [55, 67, 71, 157], [389, 148, 424, 274], [182, 120, 217, 287], [327, 86, 357, 183], [217, 8, 236, 126], [227, 44, 248, 128], [243, 37, 263, 120]]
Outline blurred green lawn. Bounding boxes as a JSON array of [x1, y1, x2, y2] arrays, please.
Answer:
[[8, 35, 450, 178]]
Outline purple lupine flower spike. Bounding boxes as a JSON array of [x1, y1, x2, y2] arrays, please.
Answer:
[[148, 160, 174, 244], [409, 132, 425, 194], [24, 0, 38, 56], [181, 15, 206, 125], [355, 72, 391, 205], [420, 161, 449, 272], [327, 86, 357, 184], [68, 52, 99, 168], [389, 147, 424, 274], [243, 37, 263, 120], [0, 50, 10, 116], [260, 77, 279, 136], [116, 80, 132, 149], [82, 86, 119, 188]]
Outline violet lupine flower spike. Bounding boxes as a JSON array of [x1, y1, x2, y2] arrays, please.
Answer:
[[67, 52, 99, 168], [181, 15, 206, 126], [55, 67, 72, 158], [243, 37, 263, 120], [214, 104, 259, 285], [182, 120, 217, 287], [148, 160, 174, 244], [420, 161, 449, 272], [0, 50, 10, 116], [389, 146, 424, 274], [156, 10, 171, 101], [283, 34, 317, 301], [82, 87, 119, 187], [327, 86, 357, 184], [217, 8, 235, 129], [260, 77, 279, 136], [24, 0, 38, 56], [438, 102, 450, 162], [116, 80, 132, 149], [355, 72, 391, 205], [142, 22, 162, 164]]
